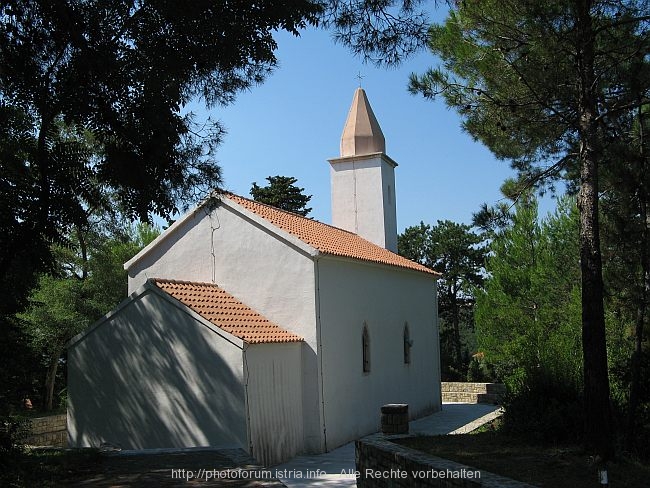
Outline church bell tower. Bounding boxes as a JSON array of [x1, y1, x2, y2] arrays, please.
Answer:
[[329, 88, 398, 252]]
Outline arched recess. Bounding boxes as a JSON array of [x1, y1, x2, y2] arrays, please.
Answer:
[[362, 323, 370, 373], [403, 323, 412, 365]]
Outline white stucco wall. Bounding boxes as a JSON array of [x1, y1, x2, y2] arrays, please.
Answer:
[[380, 157, 398, 253], [316, 257, 441, 450], [329, 153, 398, 252], [245, 342, 304, 466], [125, 200, 324, 452], [68, 289, 247, 450]]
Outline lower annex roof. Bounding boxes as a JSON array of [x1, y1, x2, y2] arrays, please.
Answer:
[[153, 279, 303, 345]]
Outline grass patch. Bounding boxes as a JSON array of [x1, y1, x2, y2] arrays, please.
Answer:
[[0, 448, 102, 487], [394, 428, 649, 488]]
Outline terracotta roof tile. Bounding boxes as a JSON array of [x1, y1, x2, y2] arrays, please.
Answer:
[[226, 194, 438, 276], [153, 279, 303, 344]]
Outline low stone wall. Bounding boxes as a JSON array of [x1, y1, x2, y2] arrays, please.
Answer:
[[355, 434, 534, 488], [441, 383, 505, 404], [25, 414, 67, 448], [441, 383, 506, 394]]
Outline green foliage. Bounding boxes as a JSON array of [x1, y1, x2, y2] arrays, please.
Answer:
[[21, 275, 87, 356], [411, 0, 649, 184], [476, 203, 583, 442], [0, 447, 102, 487], [82, 222, 159, 314], [466, 357, 484, 382], [472, 200, 513, 239], [0, 415, 31, 457], [597, 104, 650, 452], [398, 222, 432, 265], [0, 0, 321, 319], [500, 370, 584, 444], [17, 222, 159, 411], [323, 0, 431, 66], [476, 197, 582, 383], [476, 196, 585, 440], [0, 316, 41, 413], [412, 1, 650, 458], [399, 219, 486, 379], [250, 176, 313, 216], [0, 106, 53, 318]]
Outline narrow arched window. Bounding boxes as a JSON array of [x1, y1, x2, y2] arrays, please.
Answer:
[[403, 323, 411, 364], [362, 324, 371, 373]]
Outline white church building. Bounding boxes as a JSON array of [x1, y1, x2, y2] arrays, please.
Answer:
[[67, 88, 442, 466]]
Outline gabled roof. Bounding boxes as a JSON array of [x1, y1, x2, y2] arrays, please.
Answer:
[[226, 194, 438, 276], [153, 279, 303, 344]]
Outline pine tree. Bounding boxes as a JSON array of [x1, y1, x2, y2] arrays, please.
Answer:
[[476, 197, 583, 440], [250, 176, 313, 217], [399, 220, 486, 378], [410, 0, 650, 461]]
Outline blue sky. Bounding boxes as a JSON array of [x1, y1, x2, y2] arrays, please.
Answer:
[[197, 9, 559, 231]]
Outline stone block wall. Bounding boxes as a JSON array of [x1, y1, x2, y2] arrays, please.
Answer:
[[441, 383, 506, 404], [25, 414, 67, 447], [356, 434, 534, 488]]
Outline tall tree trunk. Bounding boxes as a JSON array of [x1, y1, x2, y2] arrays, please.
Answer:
[[575, 0, 614, 463], [578, 152, 614, 463], [451, 285, 462, 373], [44, 350, 61, 411], [76, 225, 89, 280]]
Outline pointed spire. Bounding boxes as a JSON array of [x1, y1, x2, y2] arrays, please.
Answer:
[[340, 88, 386, 157]]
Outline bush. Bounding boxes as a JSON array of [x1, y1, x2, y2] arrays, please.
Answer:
[[466, 355, 498, 382], [0, 415, 31, 457], [466, 357, 483, 382], [501, 370, 584, 444]]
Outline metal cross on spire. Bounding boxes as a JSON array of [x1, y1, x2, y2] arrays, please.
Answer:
[[356, 71, 364, 87]]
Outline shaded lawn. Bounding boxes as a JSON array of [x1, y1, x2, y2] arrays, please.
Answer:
[[1, 449, 103, 487], [394, 431, 649, 488], [1, 448, 284, 487]]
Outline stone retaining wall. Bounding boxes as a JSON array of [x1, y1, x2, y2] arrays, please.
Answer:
[[356, 434, 534, 488], [441, 383, 506, 394], [441, 383, 505, 404], [25, 414, 67, 447]]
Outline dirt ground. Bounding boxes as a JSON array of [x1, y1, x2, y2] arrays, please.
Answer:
[[60, 448, 286, 487], [395, 433, 649, 488]]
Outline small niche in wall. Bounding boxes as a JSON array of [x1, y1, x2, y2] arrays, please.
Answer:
[[403, 323, 412, 365], [362, 323, 371, 373]]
